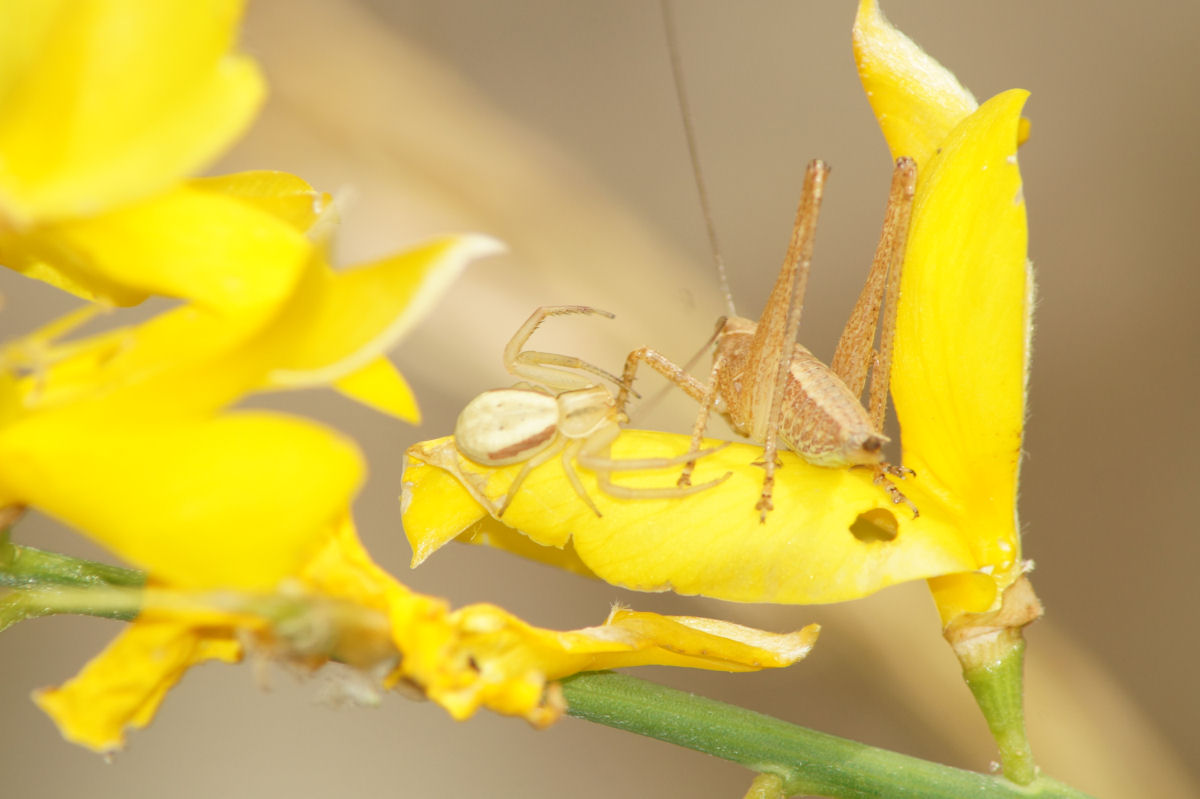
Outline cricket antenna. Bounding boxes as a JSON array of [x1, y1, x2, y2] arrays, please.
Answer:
[[660, 0, 737, 318]]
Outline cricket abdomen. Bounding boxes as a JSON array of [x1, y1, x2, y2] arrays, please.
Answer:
[[777, 345, 888, 468]]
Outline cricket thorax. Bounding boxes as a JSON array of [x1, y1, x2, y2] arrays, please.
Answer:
[[778, 346, 888, 468], [712, 320, 756, 434]]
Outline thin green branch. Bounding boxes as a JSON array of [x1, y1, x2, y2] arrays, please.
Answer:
[[0, 532, 146, 630], [0, 536, 1093, 799], [560, 671, 1095, 799], [963, 634, 1035, 784], [0, 535, 145, 589]]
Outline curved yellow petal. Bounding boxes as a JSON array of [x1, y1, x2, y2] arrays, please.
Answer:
[[16, 304, 290, 423], [403, 431, 979, 604], [190, 171, 333, 236], [32, 512, 818, 747], [393, 598, 819, 726], [401, 447, 499, 565], [298, 514, 400, 606], [333, 356, 421, 423], [399, 449, 599, 578], [0, 0, 262, 224], [459, 518, 600, 581], [267, 235, 504, 388], [891, 90, 1030, 619], [1, 184, 312, 309], [295, 519, 821, 726], [853, 0, 977, 165], [0, 412, 364, 589], [572, 609, 820, 672], [928, 572, 999, 622], [33, 620, 241, 753]]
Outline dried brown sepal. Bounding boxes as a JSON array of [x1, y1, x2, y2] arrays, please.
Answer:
[[944, 575, 1043, 667]]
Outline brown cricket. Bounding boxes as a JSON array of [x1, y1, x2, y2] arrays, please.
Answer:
[[617, 158, 918, 521], [607, 2, 923, 522]]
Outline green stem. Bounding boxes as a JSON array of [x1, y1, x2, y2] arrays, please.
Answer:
[[962, 632, 1036, 784], [560, 671, 1094, 799], [0, 533, 146, 630], [0, 537, 145, 589], [0, 538, 1087, 798], [944, 577, 1044, 785]]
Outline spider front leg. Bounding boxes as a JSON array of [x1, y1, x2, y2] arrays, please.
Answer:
[[504, 305, 630, 392]]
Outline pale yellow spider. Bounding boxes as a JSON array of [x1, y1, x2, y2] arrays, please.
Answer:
[[447, 305, 729, 517]]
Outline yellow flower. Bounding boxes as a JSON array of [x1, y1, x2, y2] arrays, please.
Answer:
[[0, 0, 283, 308], [33, 513, 818, 752], [0, 0, 498, 602], [262, 233, 501, 423], [0, 0, 819, 757], [0, 228, 498, 581], [401, 0, 1031, 627], [854, 0, 1030, 626], [3, 213, 812, 751]]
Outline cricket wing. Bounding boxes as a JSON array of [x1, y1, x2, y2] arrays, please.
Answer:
[[744, 160, 830, 437]]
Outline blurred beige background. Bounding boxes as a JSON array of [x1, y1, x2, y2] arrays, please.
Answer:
[[2, 1, 1197, 796]]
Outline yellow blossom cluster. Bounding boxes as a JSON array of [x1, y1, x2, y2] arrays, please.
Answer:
[[0, 0, 817, 753]]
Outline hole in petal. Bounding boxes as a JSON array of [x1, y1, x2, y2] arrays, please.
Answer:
[[850, 508, 899, 543]]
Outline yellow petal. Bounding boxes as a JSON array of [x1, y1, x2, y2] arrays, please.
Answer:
[[458, 518, 600, 582], [891, 90, 1030, 619], [0, 412, 364, 589], [333, 356, 421, 423], [267, 234, 504, 388], [403, 431, 978, 604], [575, 608, 820, 671], [399, 446, 599, 578], [298, 524, 821, 726], [34, 513, 817, 747], [1, 184, 312, 309], [299, 514, 400, 607], [33, 620, 241, 753], [0, 0, 263, 224], [393, 597, 818, 726], [928, 572, 999, 623], [853, 0, 977, 165], [18, 304, 281, 422], [189, 171, 333, 236]]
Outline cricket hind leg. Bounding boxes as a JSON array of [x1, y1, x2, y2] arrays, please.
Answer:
[[831, 157, 917, 413], [755, 160, 830, 521], [833, 158, 919, 518], [867, 158, 917, 434]]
